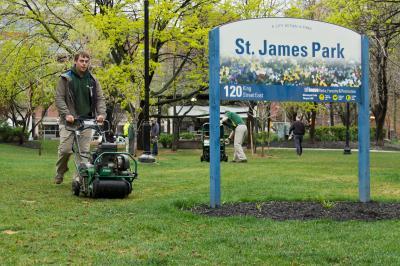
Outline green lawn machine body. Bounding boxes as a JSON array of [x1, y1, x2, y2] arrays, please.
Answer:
[[200, 123, 228, 162], [68, 119, 137, 198]]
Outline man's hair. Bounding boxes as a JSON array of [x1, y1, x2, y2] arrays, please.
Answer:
[[74, 51, 91, 61]]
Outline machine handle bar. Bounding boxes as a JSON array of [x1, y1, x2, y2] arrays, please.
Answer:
[[65, 117, 110, 136]]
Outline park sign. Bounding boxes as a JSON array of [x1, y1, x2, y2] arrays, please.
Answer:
[[218, 18, 362, 102], [209, 17, 370, 208]]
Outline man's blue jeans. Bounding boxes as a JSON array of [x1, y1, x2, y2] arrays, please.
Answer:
[[152, 141, 158, 156], [294, 135, 303, 156]]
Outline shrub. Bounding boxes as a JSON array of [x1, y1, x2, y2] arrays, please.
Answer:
[[180, 132, 195, 140], [0, 121, 28, 143], [314, 126, 386, 142], [370, 127, 387, 142], [255, 131, 279, 144], [12, 127, 29, 143], [0, 121, 13, 142], [159, 133, 173, 148], [315, 126, 353, 141]]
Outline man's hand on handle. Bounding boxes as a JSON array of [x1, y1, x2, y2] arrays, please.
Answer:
[[96, 115, 105, 124], [66, 115, 104, 125], [66, 115, 74, 123]]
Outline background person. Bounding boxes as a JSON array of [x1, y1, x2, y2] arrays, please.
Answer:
[[150, 118, 160, 156], [221, 110, 247, 163], [289, 116, 306, 156], [54, 51, 106, 185], [124, 117, 136, 156]]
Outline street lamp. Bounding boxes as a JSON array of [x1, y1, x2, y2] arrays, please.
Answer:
[[139, 0, 155, 163], [344, 102, 351, 154]]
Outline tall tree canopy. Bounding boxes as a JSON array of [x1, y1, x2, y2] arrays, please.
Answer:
[[1, 0, 237, 124], [325, 0, 400, 145]]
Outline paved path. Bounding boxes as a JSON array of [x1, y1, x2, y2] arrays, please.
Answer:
[[269, 147, 400, 153]]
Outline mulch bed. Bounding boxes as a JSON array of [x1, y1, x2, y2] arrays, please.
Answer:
[[192, 201, 400, 221]]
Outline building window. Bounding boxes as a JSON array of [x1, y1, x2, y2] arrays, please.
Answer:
[[40, 124, 59, 138]]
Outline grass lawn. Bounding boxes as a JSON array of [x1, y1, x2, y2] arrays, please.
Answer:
[[1, 142, 400, 265]]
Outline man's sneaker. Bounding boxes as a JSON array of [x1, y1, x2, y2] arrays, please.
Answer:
[[54, 175, 63, 184], [237, 159, 247, 163]]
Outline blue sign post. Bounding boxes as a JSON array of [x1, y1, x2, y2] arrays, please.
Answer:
[[358, 36, 370, 202], [209, 28, 221, 208], [208, 18, 370, 208]]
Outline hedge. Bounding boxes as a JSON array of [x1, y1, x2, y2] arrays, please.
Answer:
[[159, 133, 173, 148], [0, 121, 29, 143], [255, 131, 279, 144], [314, 126, 385, 142], [158, 126, 384, 148]]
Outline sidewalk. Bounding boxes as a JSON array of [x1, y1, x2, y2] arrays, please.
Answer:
[[260, 140, 400, 152], [268, 147, 400, 153]]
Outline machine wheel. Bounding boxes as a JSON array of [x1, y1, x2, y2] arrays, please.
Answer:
[[224, 155, 228, 162], [72, 180, 80, 196], [201, 156, 204, 162]]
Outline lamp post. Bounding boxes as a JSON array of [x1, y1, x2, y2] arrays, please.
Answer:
[[139, 0, 155, 163], [344, 102, 351, 154]]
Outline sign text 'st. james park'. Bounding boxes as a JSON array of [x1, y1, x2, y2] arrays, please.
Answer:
[[236, 39, 345, 59], [208, 18, 370, 208]]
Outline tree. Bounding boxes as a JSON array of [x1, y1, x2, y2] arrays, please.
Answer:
[[254, 101, 272, 157], [0, 37, 61, 142], [231, 0, 291, 19], [1, 1, 239, 142], [0, 0, 85, 139], [324, 0, 400, 145], [335, 103, 357, 126], [287, 0, 400, 145], [387, 45, 400, 138]]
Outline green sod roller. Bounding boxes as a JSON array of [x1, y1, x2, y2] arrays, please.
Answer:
[[68, 118, 137, 198]]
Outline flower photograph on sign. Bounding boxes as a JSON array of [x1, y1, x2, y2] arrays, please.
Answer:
[[220, 57, 361, 88]]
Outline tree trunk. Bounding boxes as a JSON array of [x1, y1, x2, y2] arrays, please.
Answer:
[[393, 94, 397, 139], [171, 118, 180, 151], [267, 115, 271, 152], [253, 118, 258, 154], [261, 120, 265, 157], [329, 103, 334, 126], [246, 102, 256, 149], [372, 38, 389, 146], [136, 101, 145, 150], [105, 104, 116, 143], [309, 102, 317, 143]]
